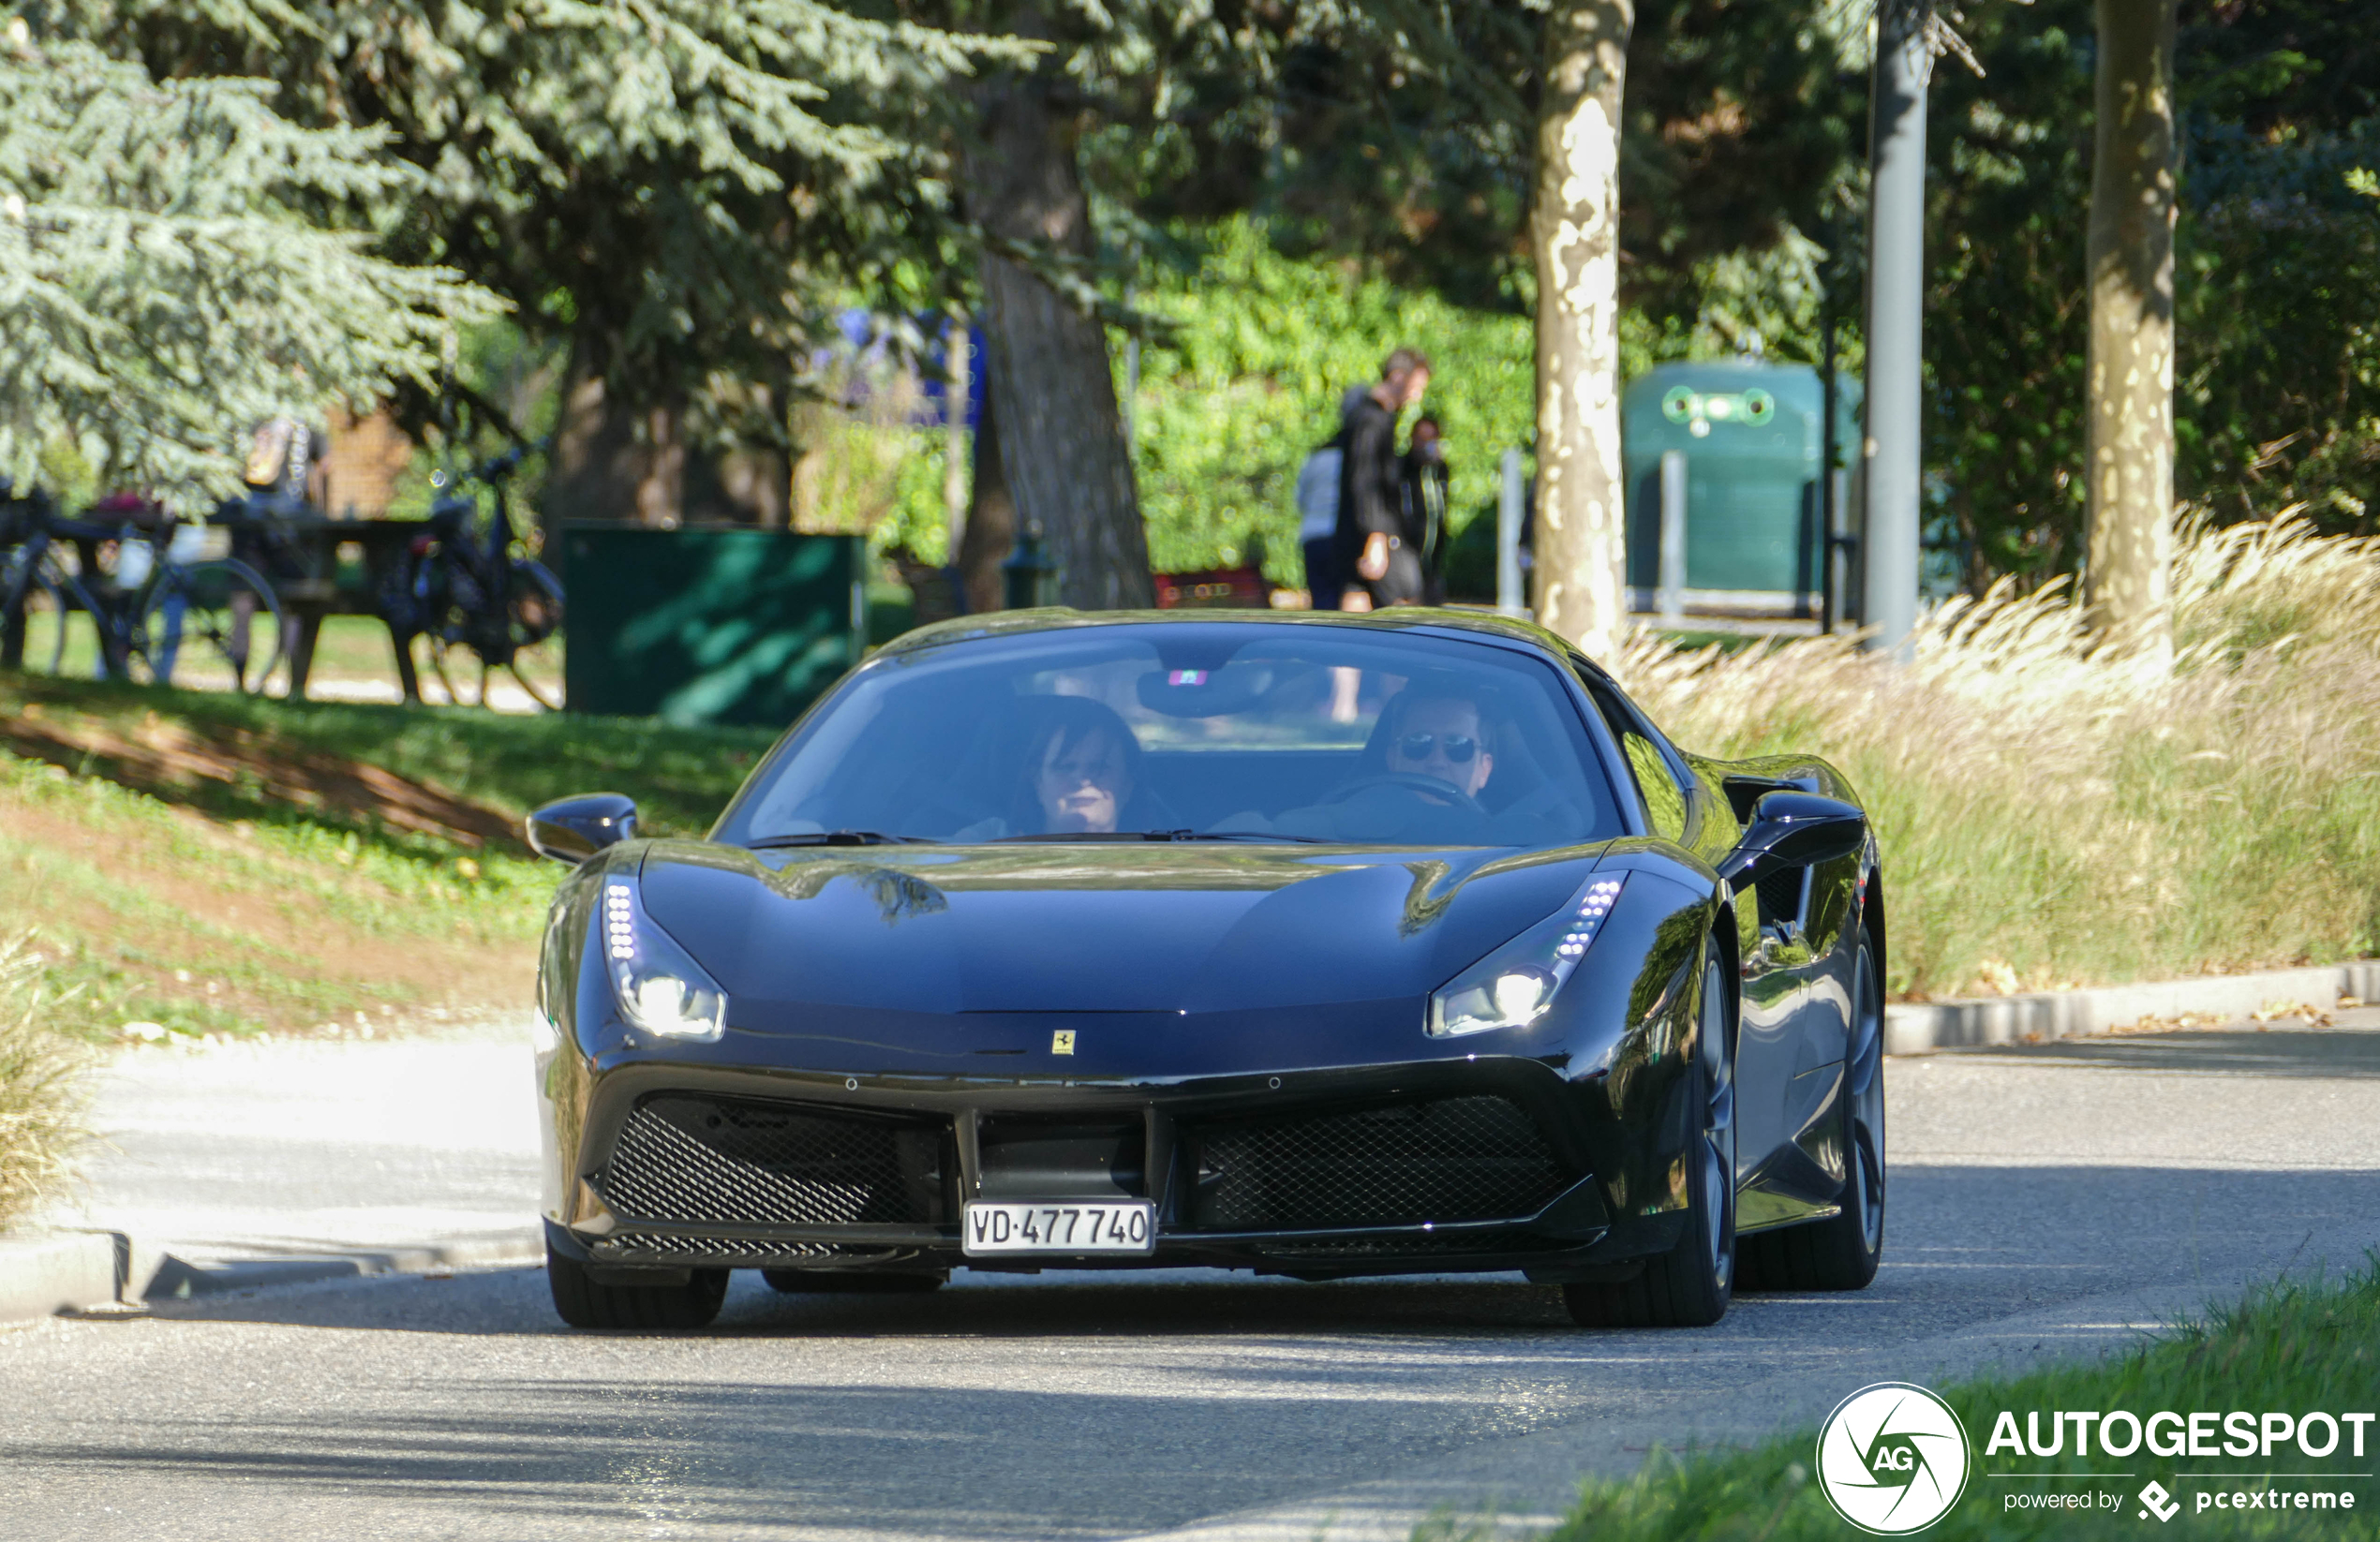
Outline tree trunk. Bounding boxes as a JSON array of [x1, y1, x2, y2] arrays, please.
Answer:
[[544, 354, 685, 529], [1530, 0, 1636, 659], [957, 359, 1019, 614], [2082, 0, 2178, 656], [544, 342, 793, 532], [962, 32, 1153, 611]]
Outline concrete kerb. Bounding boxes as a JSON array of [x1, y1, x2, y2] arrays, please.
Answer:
[[0, 1232, 123, 1323], [0, 1224, 544, 1326], [126, 1226, 545, 1305], [1883, 960, 2380, 1056]]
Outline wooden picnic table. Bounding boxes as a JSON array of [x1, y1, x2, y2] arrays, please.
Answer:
[[216, 506, 434, 701]]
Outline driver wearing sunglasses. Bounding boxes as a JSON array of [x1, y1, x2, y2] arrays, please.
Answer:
[[1382, 693, 1495, 803]]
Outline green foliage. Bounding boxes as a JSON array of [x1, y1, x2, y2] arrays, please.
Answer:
[[2179, 122, 2380, 530], [1922, 0, 2095, 586], [0, 26, 497, 502], [1125, 220, 1536, 582], [89, 0, 1024, 438], [1540, 1262, 2380, 1541], [1921, 0, 2380, 585], [873, 219, 1837, 583]]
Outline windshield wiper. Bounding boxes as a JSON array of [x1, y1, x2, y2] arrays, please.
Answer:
[[746, 830, 940, 849], [987, 830, 1178, 843], [989, 829, 1331, 844]]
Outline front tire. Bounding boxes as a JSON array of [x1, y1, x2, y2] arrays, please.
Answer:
[[1738, 929, 1886, 1291], [1566, 942, 1737, 1328], [546, 1243, 728, 1330]]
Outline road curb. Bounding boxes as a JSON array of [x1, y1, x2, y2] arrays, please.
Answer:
[[128, 1226, 545, 1302], [1883, 960, 2380, 1056], [0, 1232, 126, 1324], [0, 1226, 544, 1323]]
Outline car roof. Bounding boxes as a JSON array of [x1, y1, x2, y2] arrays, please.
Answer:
[[876, 606, 1617, 682]]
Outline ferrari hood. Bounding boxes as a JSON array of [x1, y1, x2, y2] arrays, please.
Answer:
[[633, 839, 1610, 1021]]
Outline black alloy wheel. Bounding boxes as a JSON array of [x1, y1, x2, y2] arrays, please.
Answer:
[[1738, 929, 1887, 1291], [762, 1268, 945, 1295], [1565, 940, 1737, 1327], [546, 1243, 728, 1330]]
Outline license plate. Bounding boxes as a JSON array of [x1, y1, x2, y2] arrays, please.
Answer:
[[962, 1200, 1155, 1255]]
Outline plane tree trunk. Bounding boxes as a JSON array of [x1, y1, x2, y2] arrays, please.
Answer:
[[1529, 0, 1636, 659], [2082, 0, 2179, 657]]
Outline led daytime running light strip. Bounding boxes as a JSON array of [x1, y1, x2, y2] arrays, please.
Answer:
[[1554, 878, 1624, 961], [604, 882, 636, 979]]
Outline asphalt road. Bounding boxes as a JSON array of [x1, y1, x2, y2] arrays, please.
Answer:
[[5, 1016, 2379, 1541]]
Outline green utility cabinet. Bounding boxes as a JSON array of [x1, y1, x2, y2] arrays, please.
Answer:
[[559, 526, 867, 727], [1622, 362, 1859, 615]]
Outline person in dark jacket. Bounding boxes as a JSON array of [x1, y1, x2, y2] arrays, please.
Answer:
[[1402, 414, 1450, 605], [1335, 348, 1431, 610]]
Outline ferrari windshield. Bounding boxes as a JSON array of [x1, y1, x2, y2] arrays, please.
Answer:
[[715, 622, 1627, 849]]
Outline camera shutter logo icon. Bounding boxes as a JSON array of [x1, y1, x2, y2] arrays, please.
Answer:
[[1816, 1383, 1972, 1535]]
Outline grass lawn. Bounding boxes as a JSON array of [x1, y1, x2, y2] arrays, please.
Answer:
[[21, 605, 568, 706], [0, 671, 775, 1042], [1530, 1263, 2380, 1541]]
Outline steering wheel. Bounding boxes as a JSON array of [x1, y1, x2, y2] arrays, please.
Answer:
[[1320, 772, 1488, 819]]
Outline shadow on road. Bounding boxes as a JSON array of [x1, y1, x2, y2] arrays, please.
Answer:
[[134, 1161, 2380, 1344], [19, 1157, 2380, 1542]]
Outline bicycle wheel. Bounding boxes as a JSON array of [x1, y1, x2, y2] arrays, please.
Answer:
[[504, 561, 564, 709], [141, 558, 285, 692], [0, 555, 68, 675]]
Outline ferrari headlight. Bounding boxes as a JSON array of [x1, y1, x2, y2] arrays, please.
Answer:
[[1429, 875, 1626, 1037], [602, 880, 727, 1042]]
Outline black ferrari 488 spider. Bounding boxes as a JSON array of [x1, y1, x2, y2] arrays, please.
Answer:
[[526, 609, 1886, 1329]]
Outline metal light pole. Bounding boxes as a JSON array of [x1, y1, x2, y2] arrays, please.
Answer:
[[1860, 0, 1932, 658], [1497, 448, 1527, 617]]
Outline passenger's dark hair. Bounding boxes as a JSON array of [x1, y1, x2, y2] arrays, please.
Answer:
[[1010, 694, 1145, 829]]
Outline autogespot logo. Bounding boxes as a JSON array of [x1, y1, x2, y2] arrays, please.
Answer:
[[1817, 1383, 1974, 1535]]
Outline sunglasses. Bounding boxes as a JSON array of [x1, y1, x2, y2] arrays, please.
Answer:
[[1395, 733, 1479, 764]]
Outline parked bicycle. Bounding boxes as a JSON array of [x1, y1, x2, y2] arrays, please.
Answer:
[[384, 443, 565, 709], [0, 488, 287, 691]]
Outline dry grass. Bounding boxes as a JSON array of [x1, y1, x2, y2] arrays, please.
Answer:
[[0, 934, 88, 1233], [1612, 515, 2380, 1000]]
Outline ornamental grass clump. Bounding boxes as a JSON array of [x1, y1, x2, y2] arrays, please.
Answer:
[[1609, 516, 2380, 1000], [0, 934, 87, 1233]]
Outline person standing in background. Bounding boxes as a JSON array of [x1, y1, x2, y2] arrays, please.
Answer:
[[1295, 386, 1370, 611], [1403, 414, 1450, 605], [1336, 348, 1430, 610]]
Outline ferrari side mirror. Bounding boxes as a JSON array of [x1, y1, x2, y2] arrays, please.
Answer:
[[1717, 791, 1865, 894], [527, 793, 640, 864]]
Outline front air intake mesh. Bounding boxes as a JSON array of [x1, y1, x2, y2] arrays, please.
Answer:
[[598, 1095, 939, 1227], [1187, 1094, 1569, 1231], [599, 1234, 880, 1263]]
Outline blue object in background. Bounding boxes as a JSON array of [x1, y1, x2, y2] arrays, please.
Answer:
[[826, 309, 985, 432]]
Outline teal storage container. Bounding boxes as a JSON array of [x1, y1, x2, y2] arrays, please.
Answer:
[[558, 526, 867, 727], [1622, 362, 1858, 615]]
